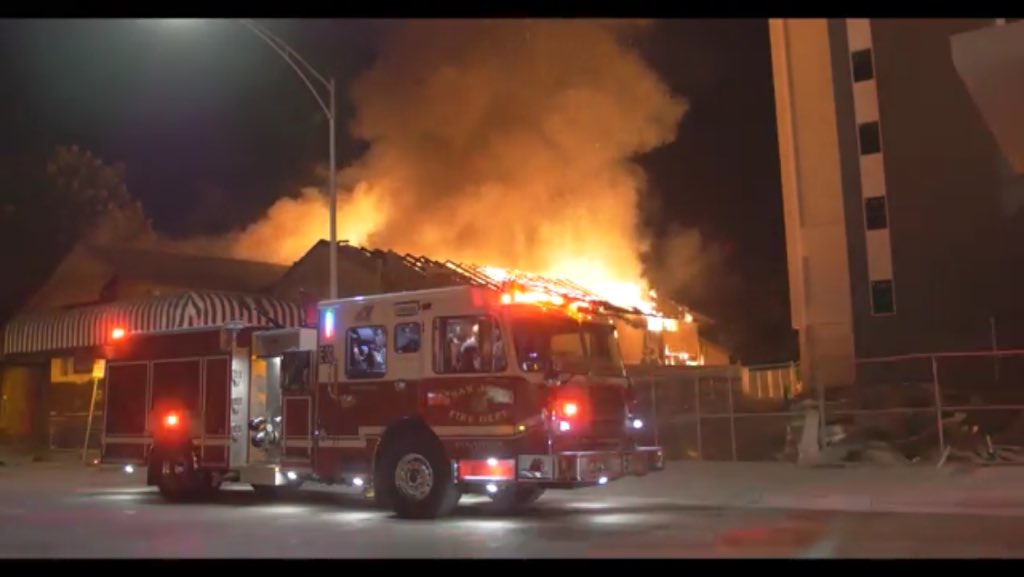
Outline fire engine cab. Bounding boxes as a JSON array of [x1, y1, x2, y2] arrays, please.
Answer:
[[112, 284, 664, 519]]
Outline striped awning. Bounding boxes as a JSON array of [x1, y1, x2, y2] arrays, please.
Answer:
[[2, 291, 306, 356]]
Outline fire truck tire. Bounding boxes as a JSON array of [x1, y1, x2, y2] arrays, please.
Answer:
[[151, 452, 203, 502], [377, 434, 460, 519], [487, 486, 545, 513]]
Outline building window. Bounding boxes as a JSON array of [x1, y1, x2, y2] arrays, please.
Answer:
[[859, 121, 882, 155], [864, 196, 889, 230], [851, 48, 874, 83], [346, 326, 387, 379], [394, 322, 421, 354], [870, 280, 896, 315]]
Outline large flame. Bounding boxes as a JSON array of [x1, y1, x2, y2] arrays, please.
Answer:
[[472, 264, 657, 315], [224, 20, 688, 317]]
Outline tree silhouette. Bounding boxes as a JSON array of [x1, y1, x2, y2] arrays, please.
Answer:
[[0, 145, 153, 322]]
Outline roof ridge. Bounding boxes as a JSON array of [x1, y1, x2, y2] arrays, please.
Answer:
[[85, 242, 290, 269]]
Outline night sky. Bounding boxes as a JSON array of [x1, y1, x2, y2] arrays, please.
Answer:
[[0, 18, 793, 362]]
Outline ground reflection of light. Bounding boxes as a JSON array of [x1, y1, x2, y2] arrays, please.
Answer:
[[331, 511, 379, 523], [80, 487, 154, 495], [262, 505, 309, 515], [590, 513, 644, 525], [568, 501, 611, 510], [96, 494, 144, 502], [458, 519, 514, 531]]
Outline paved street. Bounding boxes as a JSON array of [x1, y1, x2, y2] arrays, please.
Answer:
[[2, 462, 1024, 558]]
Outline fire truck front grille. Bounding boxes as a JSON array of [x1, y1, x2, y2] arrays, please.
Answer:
[[588, 386, 626, 437]]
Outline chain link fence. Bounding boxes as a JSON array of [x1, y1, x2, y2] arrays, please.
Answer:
[[48, 412, 103, 452], [628, 351, 1024, 464], [629, 363, 803, 462]]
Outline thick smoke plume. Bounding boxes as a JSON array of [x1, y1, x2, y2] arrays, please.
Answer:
[[230, 20, 689, 305]]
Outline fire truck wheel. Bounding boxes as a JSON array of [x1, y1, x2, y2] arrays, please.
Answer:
[[487, 485, 545, 513], [152, 452, 202, 502], [378, 435, 460, 519]]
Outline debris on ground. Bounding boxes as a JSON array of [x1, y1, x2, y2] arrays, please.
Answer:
[[777, 397, 1024, 467]]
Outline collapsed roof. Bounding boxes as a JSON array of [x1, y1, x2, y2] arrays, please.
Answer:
[[286, 240, 708, 325]]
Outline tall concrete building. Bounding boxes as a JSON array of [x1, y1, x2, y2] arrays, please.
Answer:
[[769, 19, 1024, 392]]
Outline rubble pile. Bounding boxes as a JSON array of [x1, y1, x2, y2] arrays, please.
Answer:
[[778, 391, 1024, 466]]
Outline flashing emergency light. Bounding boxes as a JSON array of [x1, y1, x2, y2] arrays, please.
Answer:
[[111, 327, 126, 340], [164, 413, 180, 428], [562, 401, 578, 417], [323, 309, 335, 339]]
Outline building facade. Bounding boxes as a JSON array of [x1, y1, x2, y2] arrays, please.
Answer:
[[770, 19, 1024, 392]]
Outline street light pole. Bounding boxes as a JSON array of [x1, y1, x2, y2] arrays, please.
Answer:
[[328, 77, 337, 300], [237, 19, 338, 299]]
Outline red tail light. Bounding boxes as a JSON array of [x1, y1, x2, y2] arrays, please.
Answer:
[[552, 398, 582, 433], [164, 413, 180, 428], [458, 458, 515, 481]]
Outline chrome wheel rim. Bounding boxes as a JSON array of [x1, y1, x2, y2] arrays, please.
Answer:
[[394, 453, 434, 501]]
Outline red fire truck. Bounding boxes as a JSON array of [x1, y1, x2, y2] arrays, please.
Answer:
[[105, 284, 664, 519]]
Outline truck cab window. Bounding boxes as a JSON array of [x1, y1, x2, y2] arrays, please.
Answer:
[[346, 326, 388, 379], [511, 317, 623, 377], [435, 316, 507, 374], [394, 322, 421, 354]]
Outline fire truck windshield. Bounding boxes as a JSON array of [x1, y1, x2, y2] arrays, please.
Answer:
[[510, 315, 625, 377]]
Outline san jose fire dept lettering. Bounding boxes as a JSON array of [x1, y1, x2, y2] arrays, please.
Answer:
[[436, 383, 512, 425]]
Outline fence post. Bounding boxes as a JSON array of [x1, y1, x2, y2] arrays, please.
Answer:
[[727, 370, 738, 462], [816, 370, 826, 447], [694, 376, 703, 460], [931, 355, 946, 456], [990, 315, 1000, 382], [650, 373, 659, 447], [788, 361, 798, 395], [82, 377, 100, 463]]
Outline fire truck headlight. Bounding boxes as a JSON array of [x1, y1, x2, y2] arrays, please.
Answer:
[[486, 457, 498, 467], [352, 477, 364, 487], [632, 418, 644, 430], [485, 483, 499, 494], [558, 420, 571, 432], [286, 471, 298, 481], [123, 464, 134, 474], [598, 476, 609, 485]]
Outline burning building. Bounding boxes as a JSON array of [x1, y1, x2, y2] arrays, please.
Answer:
[[0, 238, 724, 452], [271, 240, 721, 368]]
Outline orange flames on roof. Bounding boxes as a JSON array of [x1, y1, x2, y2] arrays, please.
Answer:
[[464, 263, 670, 321]]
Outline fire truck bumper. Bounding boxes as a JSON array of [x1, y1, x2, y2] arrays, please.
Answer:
[[513, 446, 664, 488]]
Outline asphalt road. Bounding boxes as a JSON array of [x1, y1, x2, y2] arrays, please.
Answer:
[[2, 466, 1024, 558]]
